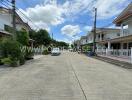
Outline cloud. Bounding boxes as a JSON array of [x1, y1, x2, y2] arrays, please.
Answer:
[[93, 0, 129, 19], [62, 0, 130, 20], [61, 25, 81, 37], [17, 0, 130, 31], [19, 4, 64, 25], [17, 2, 65, 30], [83, 26, 92, 32], [57, 38, 72, 44]]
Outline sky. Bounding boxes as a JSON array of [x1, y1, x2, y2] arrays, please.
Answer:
[[15, 0, 131, 43]]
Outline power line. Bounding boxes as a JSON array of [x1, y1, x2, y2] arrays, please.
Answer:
[[0, 0, 11, 8]]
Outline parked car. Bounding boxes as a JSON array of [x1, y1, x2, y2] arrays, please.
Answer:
[[51, 48, 61, 56]]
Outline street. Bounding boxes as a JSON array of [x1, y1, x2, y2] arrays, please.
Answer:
[[0, 52, 132, 100]]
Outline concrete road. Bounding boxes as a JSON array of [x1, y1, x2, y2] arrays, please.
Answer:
[[0, 52, 132, 100]]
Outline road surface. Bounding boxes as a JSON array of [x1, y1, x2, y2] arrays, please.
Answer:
[[0, 52, 132, 100]]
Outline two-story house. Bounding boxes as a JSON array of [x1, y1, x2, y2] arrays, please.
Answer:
[[74, 40, 81, 50], [95, 28, 120, 50], [113, 2, 132, 50], [80, 36, 88, 45], [95, 3, 132, 62], [0, 7, 32, 37]]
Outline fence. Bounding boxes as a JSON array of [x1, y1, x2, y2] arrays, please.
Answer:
[[96, 48, 132, 63]]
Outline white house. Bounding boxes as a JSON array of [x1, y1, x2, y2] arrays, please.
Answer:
[[74, 40, 81, 50], [96, 3, 132, 63], [0, 7, 31, 36], [80, 36, 88, 45]]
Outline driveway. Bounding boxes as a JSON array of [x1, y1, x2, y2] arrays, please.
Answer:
[[0, 52, 132, 100]]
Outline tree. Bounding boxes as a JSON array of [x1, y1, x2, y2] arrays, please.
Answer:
[[29, 30, 36, 39], [29, 29, 51, 46], [16, 29, 29, 46], [52, 41, 69, 49], [71, 44, 74, 48]]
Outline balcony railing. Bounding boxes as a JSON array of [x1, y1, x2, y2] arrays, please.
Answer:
[[96, 30, 131, 42]]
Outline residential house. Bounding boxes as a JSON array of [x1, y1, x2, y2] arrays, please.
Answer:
[[74, 40, 81, 50], [80, 36, 88, 45], [0, 7, 34, 46], [95, 28, 120, 50], [0, 7, 32, 37], [96, 3, 132, 63], [74, 2, 132, 63]]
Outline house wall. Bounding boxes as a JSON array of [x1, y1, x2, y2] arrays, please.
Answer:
[[128, 20, 132, 34], [104, 30, 120, 40], [80, 39, 87, 45], [122, 17, 132, 35], [16, 24, 29, 32], [87, 34, 93, 43], [0, 14, 12, 30], [0, 12, 30, 32]]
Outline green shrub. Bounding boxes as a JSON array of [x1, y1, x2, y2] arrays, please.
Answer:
[[42, 49, 49, 55], [1, 57, 12, 65], [10, 58, 20, 67], [0, 38, 21, 67], [19, 54, 25, 65], [16, 29, 29, 46], [25, 47, 34, 60], [1, 57, 20, 67], [0, 57, 4, 65], [0, 38, 21, 60]]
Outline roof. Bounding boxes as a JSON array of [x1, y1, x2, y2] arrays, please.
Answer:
[[113, 2, 132, 26], [80, 36, 87, 39]]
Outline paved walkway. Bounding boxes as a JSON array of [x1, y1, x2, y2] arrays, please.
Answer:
[[98, 54, 131, 63], [0, 52, 132, 100]]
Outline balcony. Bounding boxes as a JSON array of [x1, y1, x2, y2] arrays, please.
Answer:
[[101, 29, 131, 41]]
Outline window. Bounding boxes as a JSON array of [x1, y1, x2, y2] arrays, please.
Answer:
[[117, 33, 120, 37], [102, 34, 104, 40], [4, 25, 13, 33], [123, 43, 127, 49]]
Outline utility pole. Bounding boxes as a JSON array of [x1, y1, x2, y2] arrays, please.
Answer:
[[52, 33, 53, 40], [93, 7, 97, 54], [12, 0, 16, 40]]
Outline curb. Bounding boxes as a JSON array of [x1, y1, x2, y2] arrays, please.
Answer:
[[93, 56, 132, 69]]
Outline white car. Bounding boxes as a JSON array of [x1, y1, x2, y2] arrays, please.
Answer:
[[51, 48, 61, 55]]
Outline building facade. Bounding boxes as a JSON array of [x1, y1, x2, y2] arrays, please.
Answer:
[[0, 7, 31, 37], [77, 3, 132, 63], [96, 3, 132, 63]]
